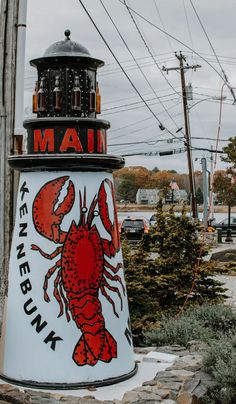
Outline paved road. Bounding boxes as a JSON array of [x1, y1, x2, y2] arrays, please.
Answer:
[[214, 274, 236, 307]]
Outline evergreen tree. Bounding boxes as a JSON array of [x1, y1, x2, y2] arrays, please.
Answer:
[[123, 201, 226, 344], [196, 187, 204, 204], [122, 236, 159, 345]]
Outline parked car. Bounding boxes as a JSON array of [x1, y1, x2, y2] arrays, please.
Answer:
[[149, 214, 157, 226], [211, 216, 236, 235], [119, 217, 149, 241]]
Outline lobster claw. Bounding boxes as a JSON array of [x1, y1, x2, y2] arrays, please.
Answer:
[[98, 179, 120, 257], [32, 176, 75, 243]]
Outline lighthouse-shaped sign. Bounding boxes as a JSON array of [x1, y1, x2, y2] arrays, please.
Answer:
[[0, 30, 137, 388]]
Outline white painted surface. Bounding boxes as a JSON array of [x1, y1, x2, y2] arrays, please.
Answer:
[[1, 171, 135, 384], [0, 352, 178, 401]]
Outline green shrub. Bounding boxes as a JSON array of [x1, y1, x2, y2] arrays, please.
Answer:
[[185, 304, 236, 337], [203, 336, 236, 403], [145, 316, 214, 347], [145, 304, 236, 347]]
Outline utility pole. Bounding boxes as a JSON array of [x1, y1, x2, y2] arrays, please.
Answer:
[[201, 157, 209, 229], [0, 0, 26, 316], [162, 52, 201, 219]]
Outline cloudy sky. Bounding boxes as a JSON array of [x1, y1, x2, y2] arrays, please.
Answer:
[[24, 0, 236, 173]]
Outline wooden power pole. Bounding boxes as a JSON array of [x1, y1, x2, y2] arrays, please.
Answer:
[[0, 0, 20, 313], [163, 52, 201, 219]]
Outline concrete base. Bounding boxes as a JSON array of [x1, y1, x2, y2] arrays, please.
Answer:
[[0, 351, 178, 401]]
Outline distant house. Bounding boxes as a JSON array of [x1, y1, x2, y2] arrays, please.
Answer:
[[136, 189, 160, 205], [165, 189, 188, 204], [136, 188, 188, 205]]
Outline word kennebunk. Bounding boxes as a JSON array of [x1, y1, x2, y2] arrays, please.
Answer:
[[27, 126, 107, 155], [16, 181, 63, 351]]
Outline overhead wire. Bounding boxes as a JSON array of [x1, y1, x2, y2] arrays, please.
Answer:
[[99, 0, 182, 134], [123, 0, 181, 101], [153, 0, 175, 52], [189, 0, 236, 103], [117, 0, 230, 84], [102, 99, 181, 116], [109, 136, 229, 148], [78, 0, 181, 140], [182, 0, 196, 81], [99, 0, 179, 116], [102, 95, 180, 113]]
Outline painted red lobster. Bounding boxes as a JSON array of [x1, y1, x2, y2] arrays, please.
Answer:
[[31, 176, 125, 366]]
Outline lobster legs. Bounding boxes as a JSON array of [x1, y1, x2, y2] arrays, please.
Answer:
[[31, 244, 70, 321]]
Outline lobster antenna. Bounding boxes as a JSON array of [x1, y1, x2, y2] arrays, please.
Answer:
[[87, 194, 98, 228], [82, 187, 86, 226], [79, 190, 83, 226]]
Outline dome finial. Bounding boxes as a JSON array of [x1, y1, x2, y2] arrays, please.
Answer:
[[64, 29, 71, 40]]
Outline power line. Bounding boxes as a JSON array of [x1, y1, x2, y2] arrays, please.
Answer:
[[123, 0, 181, 100], [117, 0, 229, 83], [122, 147, 186, 157], [78, 0, 179, 139], [99, 0, 181, 125], [102, 96, 180, 114], [109, 137, 183, 147], [102, 100, 180, 117], [189, 0, 236, 103], [153, 0, 175, 52], [121, 146, 224, 157]]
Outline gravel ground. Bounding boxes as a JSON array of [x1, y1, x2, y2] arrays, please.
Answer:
[[215, 274, 236, 307]]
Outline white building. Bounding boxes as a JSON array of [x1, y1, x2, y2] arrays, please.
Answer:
[[136, 188, 188, 205], [136, 189, 160, 205]]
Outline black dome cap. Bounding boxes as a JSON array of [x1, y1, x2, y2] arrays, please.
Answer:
[[30, 30, 104, 68], [43, 30, 91, 57]]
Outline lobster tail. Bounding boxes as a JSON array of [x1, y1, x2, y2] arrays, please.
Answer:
[[73, 329, 117, 366], [68, 293, 117, 366]]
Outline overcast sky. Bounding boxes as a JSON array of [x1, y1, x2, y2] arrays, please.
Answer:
[[24, 0, 236, 174]]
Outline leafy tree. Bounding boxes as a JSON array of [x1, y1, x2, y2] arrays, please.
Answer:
[[213, 170, 236, 206], [116, 177, 137, 202], [152, 166, 160, 172], [221, 137, 236, 167], [196, 187, 204, 204]]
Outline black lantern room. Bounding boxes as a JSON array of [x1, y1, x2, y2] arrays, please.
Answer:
[[31, 29, 103, 118]]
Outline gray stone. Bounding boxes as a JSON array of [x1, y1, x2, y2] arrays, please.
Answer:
[[149, 388, 170, 399], [162, 401, 176, 404], [134, 347, 157, 354], [0, 384, 30, 404], [181, 377, 201, 394], [142, 379, 157, 386], [122, 390, 140, 403], [176, 391, 195, 404], [138, 391, 163, 400], [156, 369, 194, 381], [156, 380, 183, 391], [156, 345, 187, 353], [134, 401, 161, 404]]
